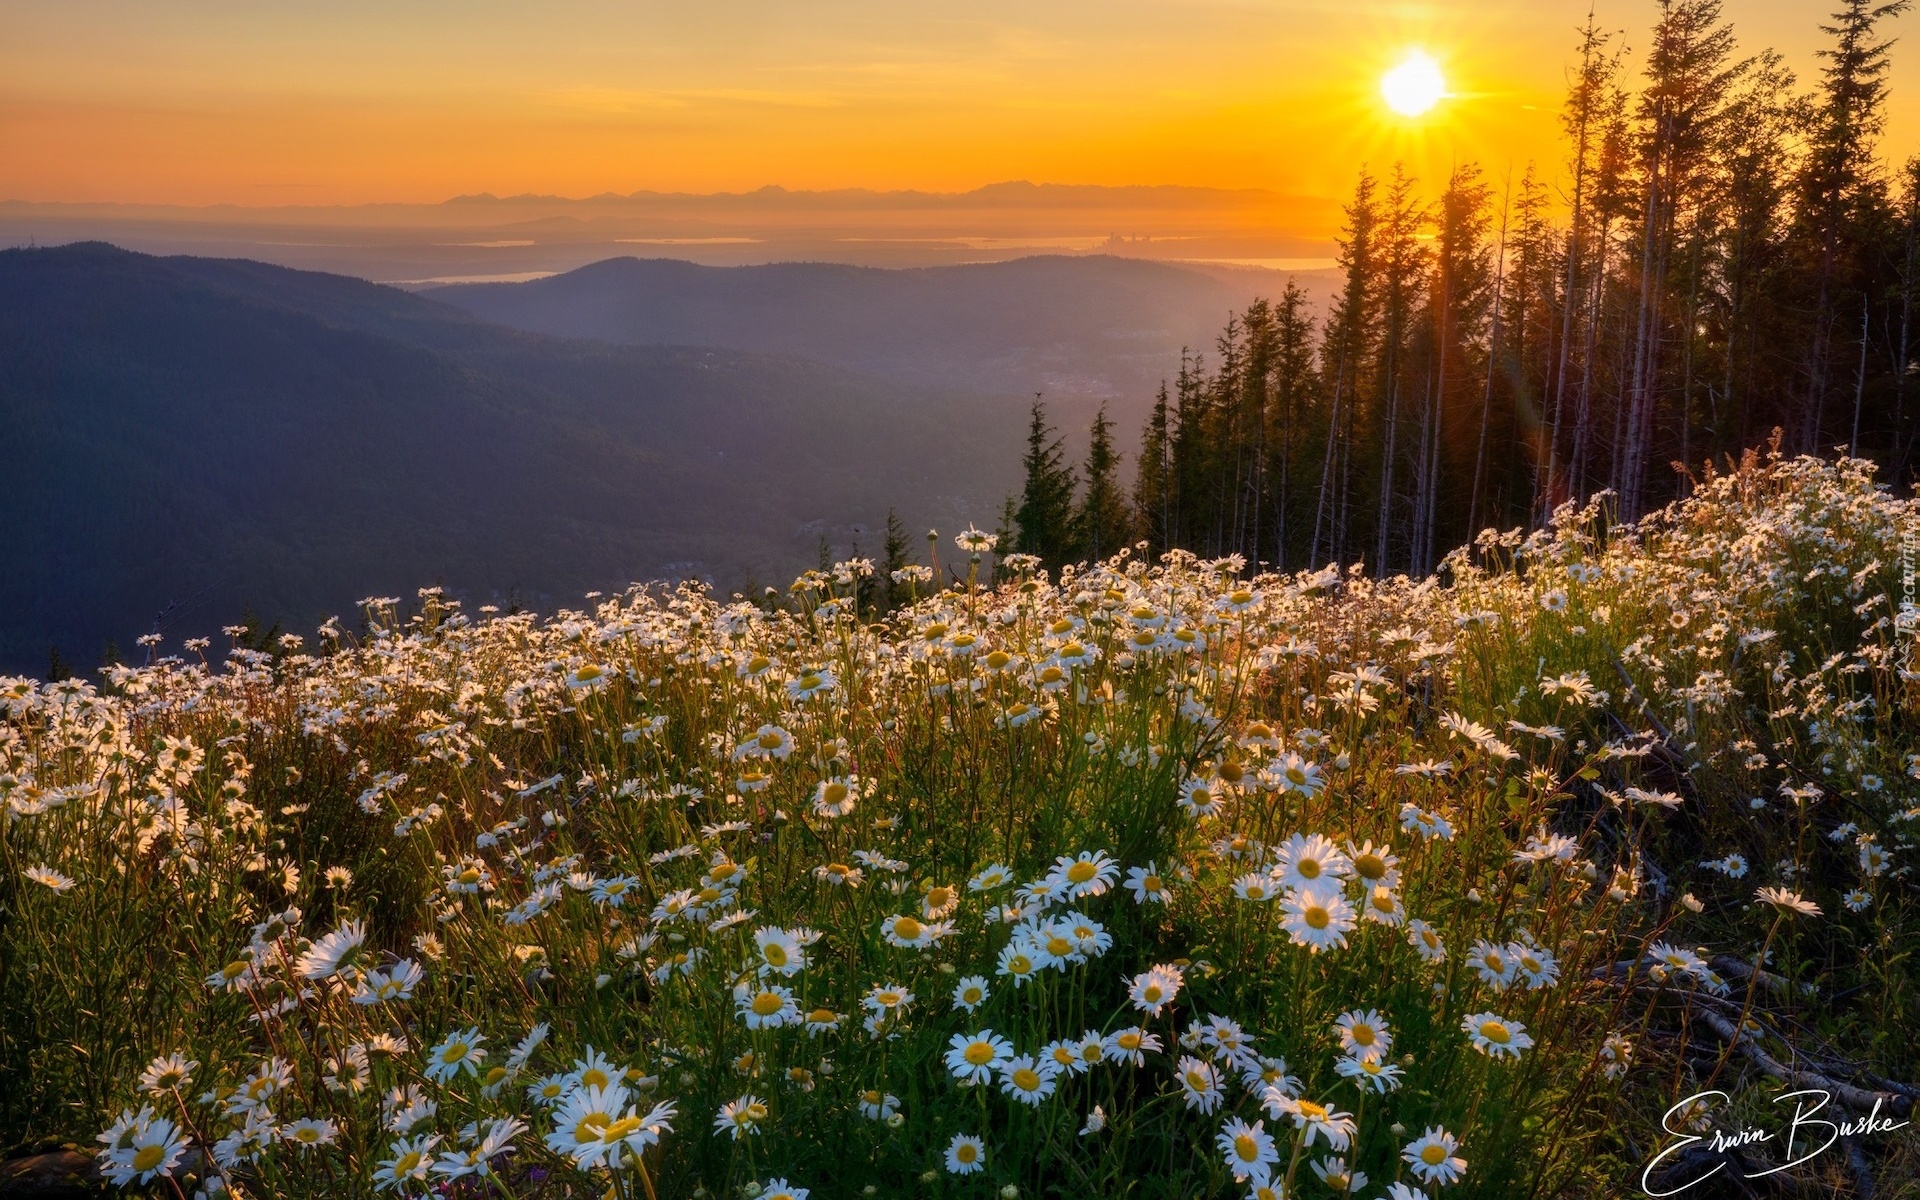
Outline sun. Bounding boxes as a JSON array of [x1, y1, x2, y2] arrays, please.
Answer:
[[1381, 50, 1446, 117]]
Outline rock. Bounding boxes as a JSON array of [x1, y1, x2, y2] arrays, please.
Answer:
[[0, 1150, 100, 1198]]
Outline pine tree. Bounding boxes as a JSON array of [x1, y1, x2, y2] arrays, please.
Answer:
[[1076, 406, 1130, 564], [1013, 398, 1078, 571], [1132, 384, 1173, 555], [881, 509, 911, 612]]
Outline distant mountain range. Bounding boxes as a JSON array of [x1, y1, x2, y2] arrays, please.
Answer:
[[0, 244, 1029, 673], [428, 254, 1322, 415], [0, 243, 1324, 675], [0, 182, 1338, 279]]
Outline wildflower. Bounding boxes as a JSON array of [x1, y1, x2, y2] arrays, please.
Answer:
[[98, 1110, 187, 1186], [996, 942, 1042, 986], [137, 1054, 197, 1097], [1361, 884, 1407, 926], [1271, 753, 1324, 797], [373, 1135, 438, 1193], [1844, 888, 1872, 912], [946, 1031, 1015, 1084], [1217, 1116, 1279, 1183], [1860, 842, 1891, 876], [1334, 1010, 1392, 1058], [1233, 872, 1280, 902], [714, 1094, 769, 1139], [1334, 1054, 1403, 1092], [880, 913, 952, 949], [1510, 941, 1561, 988], [24, 866, 74, 892], [812, 776, 859, 818], [999, 1055, 1058, 1105], [1128, 964, 1184, 1015], [1126, 862, 1171, 903], [353, 959, 426, 1004], [1275, 832, 1350, 889], [760, 1179, 808, 1200], [1104, 1026, 1161, 1067], [857, 1089, 899, 1120], [953, 974, 990, 1010], [1280, 884, 1356, 952], [1406, 919, 1446, 962], [1179, 777, 1229, 818], [1176, 1056, 1224, 1112], [1310, 1157, 1367, 1194], [1468, 939, 1517, 988], [1462, 1012, 1534, 1059], [736, 983, 801, 1030], [945, 1133, 987, 1174], [970, 863, 1015, 891], [1600, 1033, 1634, 1079], [1346, 840, 1402, 889], [1402, 1127, 1467, 1186], [1047, 850, 1119, 899], [283, 1118, 339, 1149], [1081, 1106, 1108, 1135], [1263, 1093, 1355, 1149], [754, 926, 808, 976], [1756, 886, 1821, 917], [863, 983, 914, 1013], [425, 1027, 486, 1083], [1400, 805, 1456, 840]]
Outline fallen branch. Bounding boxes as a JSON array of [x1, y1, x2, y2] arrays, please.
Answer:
[[1691, 1007, 1913, 1117]]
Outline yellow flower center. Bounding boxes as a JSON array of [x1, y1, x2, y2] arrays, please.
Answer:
[[986, 651, 1011, 669], [1067, 862, 1098, 884], [1012, 1068, 1041, 1091], [574, 1112, 611, 1143], [893, 917, 923, 940], [601, 1115, 642, 1142], [956, 1143, 979, 1163], [440, 1042, 468, 1063], [1008, 955, 1032, 974], [764, 944, 789, 966], [1422, 1145, 1447, 1165], [1046, 935, 1074, 956], [1185, 1070, 1210, 1091], [394, 1151, 423, 1175], [1305, 906, 1330, 930], [1355, 854, 1386, 879], [808, 1008, 834, 1024], [1480, 1021, 1510, 1044], [751, 992, 784, 1016], [1298, 1100, 1327, 1120], [1352, 1026, 1375, 1046], [1142, 984, 1163, 1002], [1298, 858, 1322, 879], [963, 1042, 997, 1065], [1234, 1134, 1259, 1162], [581, 1068, 610, 1088], [132, 1145, 165, 1172], [926, 887, 954, 909], [1118, 1032, 1142, 1049]]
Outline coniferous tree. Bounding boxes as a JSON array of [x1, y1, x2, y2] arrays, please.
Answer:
[[1132, 384, 1174, 555], [1013, 398, 1078, 572], [881, 509, 911, 612], [1076, 406, 1130, 564]]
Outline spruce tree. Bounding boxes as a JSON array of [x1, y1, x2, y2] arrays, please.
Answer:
[[1014, 398, 1077, 571], [1076, 406, 1130, 564], [881, 509, 911, 611]]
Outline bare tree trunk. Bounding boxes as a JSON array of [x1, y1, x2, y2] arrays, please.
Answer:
[[1471, 178, 1513, 537]]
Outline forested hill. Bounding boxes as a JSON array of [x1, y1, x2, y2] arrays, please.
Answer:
[[0, 243, 1022, 674], [426, 255, 1324, 434]]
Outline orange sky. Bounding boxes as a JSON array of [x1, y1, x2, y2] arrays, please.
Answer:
[[3, 1, 1917, 216]]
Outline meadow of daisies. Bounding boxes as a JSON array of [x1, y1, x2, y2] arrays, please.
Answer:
[[2, 451, 1918, 1199]]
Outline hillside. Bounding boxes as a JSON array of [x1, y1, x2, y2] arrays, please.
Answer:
[[0, 243, 1021, 673], [427, 255, 1330, 434]]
